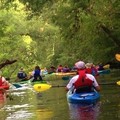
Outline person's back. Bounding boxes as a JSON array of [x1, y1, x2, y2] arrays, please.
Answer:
[[32, 66, 42, 81], [0, 71, 10, 90], [66, 61, 100, 93], [98, 64, 104, 71], [85, 63, 92, 74], [63, 66, 70, 73], [56, 65, 63, 72], [17, 71, 27, 79], [17, 68, 27, 81]]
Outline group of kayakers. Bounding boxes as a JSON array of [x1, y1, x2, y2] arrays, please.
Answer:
[[16, 61, 101, 93], [16, 62, 105, 83], [17, 65, 43, 82]]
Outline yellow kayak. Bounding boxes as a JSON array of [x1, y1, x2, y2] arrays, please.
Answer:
[[115, 54, 120, 62], [33, 84, 52, 92], [55, 72, 76, 76], [117, 81, 120, 85]]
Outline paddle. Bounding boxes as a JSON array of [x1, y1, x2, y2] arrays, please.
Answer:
[[33, 82, 118, 92], [115, 54, 120, 62], [62, 76, 72, 80], [12, 83, 23, 88]]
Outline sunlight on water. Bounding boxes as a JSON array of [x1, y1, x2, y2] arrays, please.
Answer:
[[6, 110, 33, 120]]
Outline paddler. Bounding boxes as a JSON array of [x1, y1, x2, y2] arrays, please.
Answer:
[[65, 61, 100, 93]]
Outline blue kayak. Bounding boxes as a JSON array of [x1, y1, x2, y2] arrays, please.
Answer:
[[67, 90, 100, 104]]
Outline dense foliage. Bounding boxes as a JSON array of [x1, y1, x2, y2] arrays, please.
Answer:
[[0, 0, 120, 76]]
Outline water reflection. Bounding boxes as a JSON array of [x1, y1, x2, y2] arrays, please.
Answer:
[[35, 108, 53, 120], [68, 102, 101, 120], [0, 93, 6, 109], [0, 89, 35, 120]]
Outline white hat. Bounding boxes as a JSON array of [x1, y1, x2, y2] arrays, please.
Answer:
[[75, 61, 85, 69]]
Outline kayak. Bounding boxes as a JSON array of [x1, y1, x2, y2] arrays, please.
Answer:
[[98, 69, 110, 75], [55, 72, 76, 76], [30, 80, 47, 85], [0, 91, 6, 108], [115, 54, 120, 62], [12, 79, 48, 88], [0, 85, 8, 108], [33, 83, 51, 92], [67, 90, 100, 104], [0, 90, 6, 100]]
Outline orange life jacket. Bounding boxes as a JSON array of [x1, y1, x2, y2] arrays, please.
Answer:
[[74, 70, 93, 89]]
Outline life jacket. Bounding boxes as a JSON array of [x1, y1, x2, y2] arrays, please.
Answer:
[[85, 68, 92, 74], [0, 77, 3, 86], [0, 77, 9, 90], [34, 69, 41, 76], [17, 72, 26, 79], [57, 66, 63, 72], [74, 70, 93, 89], [33, 69, 42, 81]]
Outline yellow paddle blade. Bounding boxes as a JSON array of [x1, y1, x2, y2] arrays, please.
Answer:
[[115, 54, 120, 62], [33, 84, 52, 92], [117, 81, 120, 85], [103, 64, 110, 69]]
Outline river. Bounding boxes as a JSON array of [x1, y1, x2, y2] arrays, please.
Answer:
[[0, 69, 120, 120]]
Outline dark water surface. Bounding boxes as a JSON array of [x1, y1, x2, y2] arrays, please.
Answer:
[[0, 69, 120, 120]]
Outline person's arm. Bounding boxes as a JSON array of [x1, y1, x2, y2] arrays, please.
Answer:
[[65, 75, 78, 91], [2, 77, 10, 87], [95, 86, 101, 92], [92, 76, 101, 92]]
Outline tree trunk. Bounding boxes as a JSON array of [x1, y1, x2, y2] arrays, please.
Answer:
[[100, 24, 120, 47]]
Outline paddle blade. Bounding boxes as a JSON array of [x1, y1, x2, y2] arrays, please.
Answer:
[[12, 83, 23, 88], [103, 64, 110, 69], [62, 76, 70, 80], [115, 54, 120, 62], [33, 84, 52, 92], [117, 81, 120, 85]]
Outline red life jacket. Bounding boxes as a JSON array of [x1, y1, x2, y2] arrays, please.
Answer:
[[0, 77, 3, 86], [74, 70, 93, 89], [85, 68, 92, 74], [0, 77, 9, 90]]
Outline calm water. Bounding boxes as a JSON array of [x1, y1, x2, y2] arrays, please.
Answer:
[[0, 69, 120, 120]]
